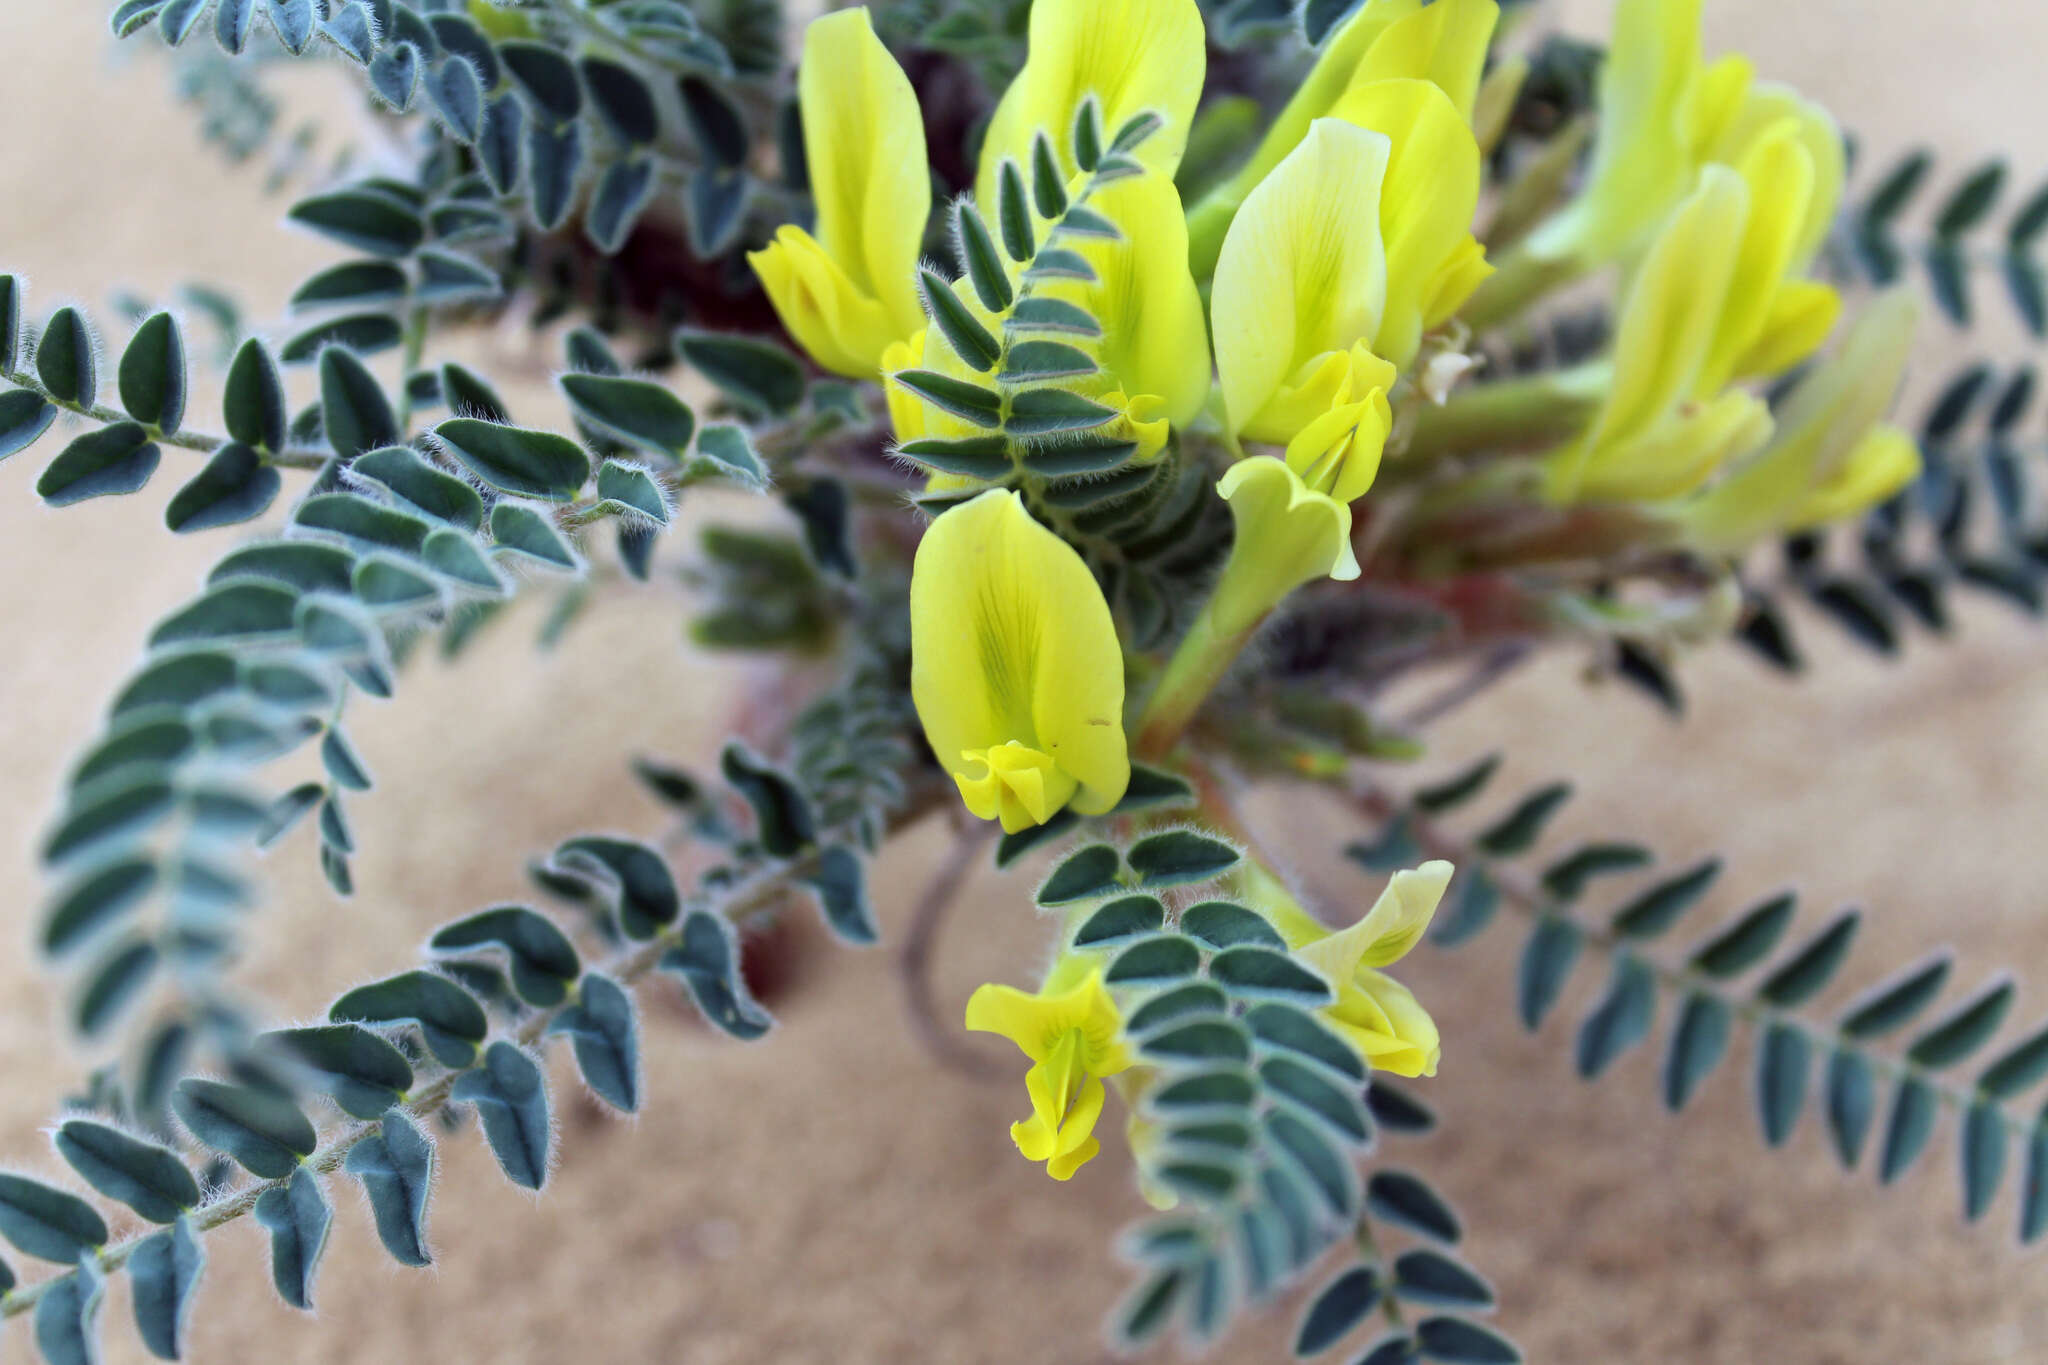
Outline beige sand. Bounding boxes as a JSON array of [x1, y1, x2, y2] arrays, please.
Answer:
[[1, 3, 2045, 1361]]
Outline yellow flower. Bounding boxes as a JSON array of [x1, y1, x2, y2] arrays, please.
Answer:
[[973, 0, 1206, 217], [1324, 78, 1494, 369], [1251, 860, 1453, 1078], [1212, 118, 1397, 447], [1476, 0, 1845, 323], [1680, 291, 1921, 551], [909, 489, 1129, 831], [1185, 0, 1498, 276], [747, 8, 928, 378], [1542, 166, 1775, 504], [966, 964, 1134, 1180]]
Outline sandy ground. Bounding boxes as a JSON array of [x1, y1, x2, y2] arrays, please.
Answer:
[[1, 2, 2046, 1362]]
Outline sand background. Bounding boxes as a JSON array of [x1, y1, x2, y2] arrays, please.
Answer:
[[1, 2, 2046, 1361]]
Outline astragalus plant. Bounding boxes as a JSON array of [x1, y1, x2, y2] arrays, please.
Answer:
[[1, 0, 2044, 1360]]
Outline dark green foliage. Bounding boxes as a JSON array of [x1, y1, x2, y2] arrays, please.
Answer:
[[319, 346, 398, 458], [1961, 1102, 2007, 1222], [223, 338, 287, 451], [1296, 1265, 1381, 1354], [1755, 1022, 1812, 1147], [1039, 843, 1123, 905], [261, 1024, 414, 1120], [118, 312, 187, 434], [166, 442, 281, 532], [550, 973, 641, 1112], [1475, 783, 1571, 856], [1126, 983, 1226, 1033], [435, 418, 589, 499], [1127, 830, 1239, 889], [1540, 842, 1652, 901], [1756, 910, 1860, 1009], [0, 1174, 108, 1262], [1181, 902, 1286, 952], [54, 1120, 198, 1223], [1663, 994, 1732, 1112], [490, 502, 579, 569], [1839, 954, 1951, 1040], [43, 857, 157, 957], [1414, 1316, 1521, 1364], [129, 1217, 204, 1360], [1826, 1048, 1878, 1168], [1365, 1170, 1460, 1244], [1880, 1077, 1939, 1184], [345, 1111, 435, 1268], [1905, 978, 2014, 1069], [1108, 935, 1203, 987], [1394, 1249, 1495, 1311], [664, 910, 774, 1040], [255, 1166, 331, 1310], [1609, 858, 1720, 939], [36, 306, 97, 406], [431, 907, 580, 1007], [173, 1079, 316, 1178], [562, 373, 697, 459], [1075, 895, 1166, 948], [1689, 893, 1797, 978], [676, 330, 807, 418], [1979, 1022, 2048, 1099], [1430, 868, 1501, 948], [34, 1257, 105, 1365], [1576, 955, 1654, 1078], [330, 969, 490, 1068], [37, 423, 161, 506], [1209, 948, 1333, 1006], [1517, 918, 1580, 1029], [0, 388, 55, 459], [718, 743, 816, 857], [452, 1042, 552, 1190], [798, 844, 876, 944], [288, 188, 424, 258]]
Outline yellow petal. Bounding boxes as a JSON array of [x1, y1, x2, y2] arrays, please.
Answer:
[[1327, 78, 1488, 368], [910, 490, 1130, 825], [795, 7, 929, 357], [1344, 0, 1498, 121], [1699, 82, 1845, 272], [1694, 127, 1816, 395], [1566, 388, 1773, 504], [1039, 170, 1213, 428], [1526, 0, 1704, 265], [1328, 970, 1441, 1077], [1547, 165, 1749, 500], [974, 0, 1206, 213], [1295, 861, 1454, 983], [1214, 119, 1392, 442], [1211, 459, 1358, 641], [1681, 291, 1918, 550], [1730, 279, 1840, 382], [1284, 390, 1393, 505], [882, 330, 929, 442], [1781, 425, 1920, 531], [749, 225, 900, 380]]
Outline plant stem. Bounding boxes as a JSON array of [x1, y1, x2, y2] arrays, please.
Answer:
[[1398, 363, 1605, 464], [1, 367, 328, 470]]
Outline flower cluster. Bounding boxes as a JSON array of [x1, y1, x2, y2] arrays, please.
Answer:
[[750, 0, 1923, 1185]]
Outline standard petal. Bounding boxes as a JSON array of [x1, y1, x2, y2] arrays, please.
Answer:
[[1213, 119, 1392, 441], [1526, 0, 1705, 265], [1211, 458, 1358, 642], [798, 7, 930, 347], [1782, 425, 1920, 531], [974, 0, 1206, 212], [1042, 170, 1212, 428], [749, 225, 898, 379], [1694, 128, 1815, 395], [1327, 78, 1487, 368], [1297, 861, 1455, 985]]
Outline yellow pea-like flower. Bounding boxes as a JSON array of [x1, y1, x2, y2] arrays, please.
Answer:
[[746, 8, 929, 379], [1185, 0, 1498, 276], [1213, 118, 1395, 446], [1324, 78, 1494, 369], [965, 963, 1134, 1180], [1249, 860, 1453, 1078], [1522, 0, 1704, 269], [1543, 166, 1774, 504], [974, 0, 1206, 215], [1681, 291, 1921, 551], [909, 489, 1129, 832]]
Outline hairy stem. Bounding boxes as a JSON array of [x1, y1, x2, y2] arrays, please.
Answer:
[[1, 367, 328, 470]]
